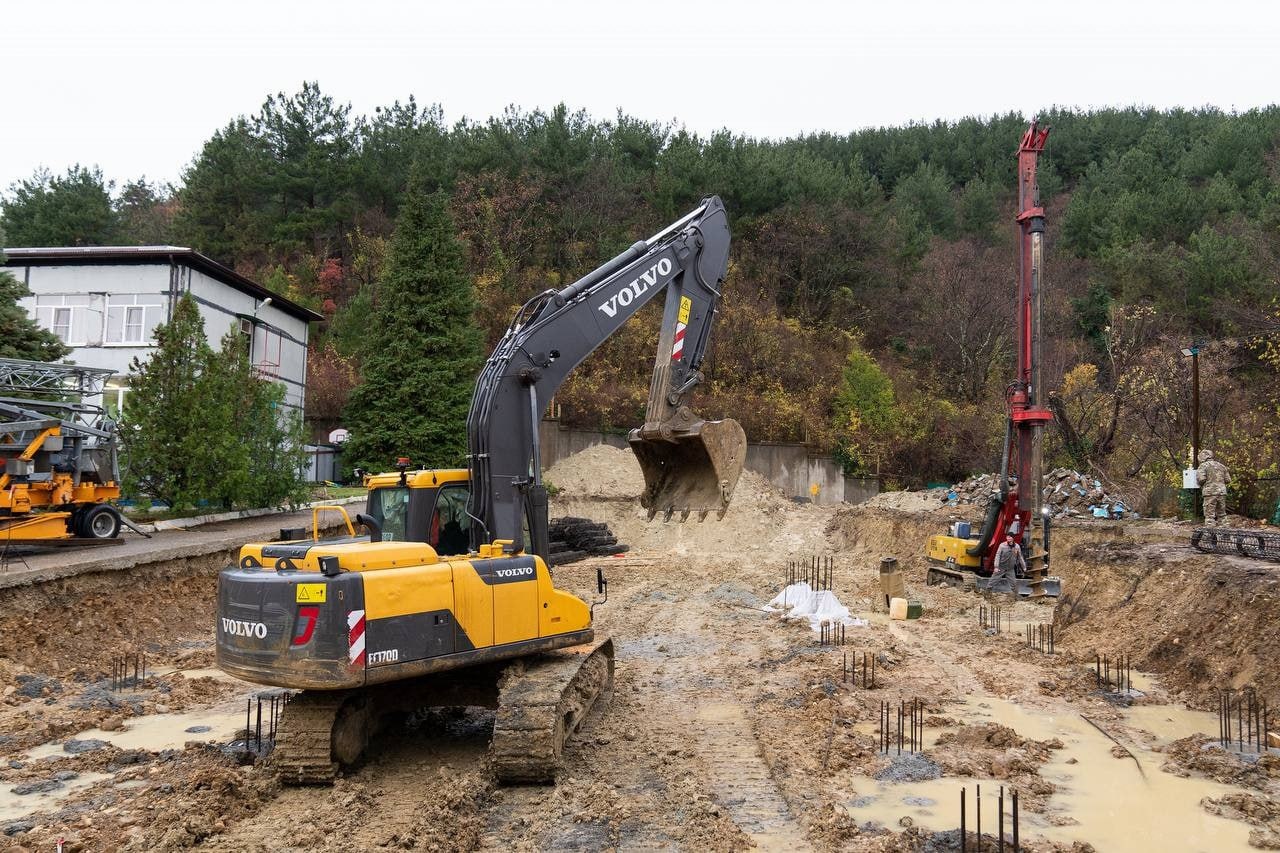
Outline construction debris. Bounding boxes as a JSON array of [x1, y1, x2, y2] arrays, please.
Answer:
[[764, 582, 856, 631], [547, 516, 629, 566], [945, 468, 1135, 520]]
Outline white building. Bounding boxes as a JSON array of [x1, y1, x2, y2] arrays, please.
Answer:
[[3, 246, 323, 414]]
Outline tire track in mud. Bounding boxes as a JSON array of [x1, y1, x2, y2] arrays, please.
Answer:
[[646, 572, 812, 851], [689, 699, 810, 851]]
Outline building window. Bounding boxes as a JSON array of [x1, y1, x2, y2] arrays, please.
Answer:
[[253, 324, 283, 377], [104, 381, 129, 419], [124, 306, 144, 342], [35, 294, 92, 345], [105, 294, 164, 344], [52, 308, 72, 342]]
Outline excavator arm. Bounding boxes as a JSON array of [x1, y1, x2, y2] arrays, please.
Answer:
[[466, 196, 745, 556]]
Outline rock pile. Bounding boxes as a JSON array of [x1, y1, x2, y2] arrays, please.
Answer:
[[945, 473, 1004, 506], [944, 469, 1134, 519]]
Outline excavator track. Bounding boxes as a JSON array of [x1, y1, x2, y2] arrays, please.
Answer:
[[271, 690, 351, 785], [491, 637, 614, 784]]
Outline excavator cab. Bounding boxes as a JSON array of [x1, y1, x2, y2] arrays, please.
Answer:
[[630, 413, 747, 521], [361, 468, 473, 555]]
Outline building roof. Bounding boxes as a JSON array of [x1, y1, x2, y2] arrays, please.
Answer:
[[2, 245, 325, 322]]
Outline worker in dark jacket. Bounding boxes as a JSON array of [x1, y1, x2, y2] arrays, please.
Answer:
[[991, 533, 1026, 593]]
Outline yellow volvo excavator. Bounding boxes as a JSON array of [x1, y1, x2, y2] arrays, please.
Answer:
[[216, 198, 746, 784]]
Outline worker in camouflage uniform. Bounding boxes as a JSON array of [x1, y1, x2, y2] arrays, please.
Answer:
[[1196, 450, 1231, 526]]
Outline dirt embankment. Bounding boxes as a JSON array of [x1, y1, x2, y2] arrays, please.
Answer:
[[0, 552, 229, 675], [1053, 540, 1280, 706]]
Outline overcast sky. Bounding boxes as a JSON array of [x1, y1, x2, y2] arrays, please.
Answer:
[[3, 0, 1279, 193]]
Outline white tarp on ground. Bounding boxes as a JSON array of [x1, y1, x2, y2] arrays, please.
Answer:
[[764, 582, 856, 631]]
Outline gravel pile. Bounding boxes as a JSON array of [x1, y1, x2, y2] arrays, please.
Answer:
[[874, 752, 942, 782]]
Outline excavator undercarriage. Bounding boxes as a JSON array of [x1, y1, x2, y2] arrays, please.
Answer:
[[272, 638, 614, 785]]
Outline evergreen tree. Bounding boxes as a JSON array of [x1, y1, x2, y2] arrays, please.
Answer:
[[0, 242, 70, 361], [175, 118, 273, 264], [120, 294, 221, 509], [123, 294, 309, 510], [115, 178, 175, 244], [209, 328, 310, 508], [342, 175, 484, 472], [2, 166, 119, 246]]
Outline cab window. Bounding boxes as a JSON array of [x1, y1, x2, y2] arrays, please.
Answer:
[[430, 484, 471, 555], [367, 486, 410, 542]]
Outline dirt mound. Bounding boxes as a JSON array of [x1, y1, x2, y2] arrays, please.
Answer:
[[545, 444, 642, 500], [551, 446, 831, 559], [1159, 735, 1279, 790], [1201, 793, 1280, 847], [863, 489, 947, 512]]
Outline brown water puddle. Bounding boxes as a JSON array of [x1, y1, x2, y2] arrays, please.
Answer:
[[844, 695, 1252, 851], [1123, 702, 1219, 745], [0, 772, 111, 824], [26, 697, 246, 760]]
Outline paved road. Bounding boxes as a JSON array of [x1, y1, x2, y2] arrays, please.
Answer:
[[0, 505, 361, 589]]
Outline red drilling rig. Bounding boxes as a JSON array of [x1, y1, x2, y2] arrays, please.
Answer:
[[926, 121, 1057, 598]]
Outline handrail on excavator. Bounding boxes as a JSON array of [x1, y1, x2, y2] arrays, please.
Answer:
[[312, 505, 356, 540]]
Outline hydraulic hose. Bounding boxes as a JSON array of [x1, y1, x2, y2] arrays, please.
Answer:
[[967, 418, 1014, 558]]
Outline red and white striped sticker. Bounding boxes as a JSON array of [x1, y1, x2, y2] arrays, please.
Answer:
[[347, 609, 366, 667], [672, 295, 692, 361]]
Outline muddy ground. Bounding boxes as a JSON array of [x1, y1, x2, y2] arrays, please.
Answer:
[[1, 446, 1279, 851]]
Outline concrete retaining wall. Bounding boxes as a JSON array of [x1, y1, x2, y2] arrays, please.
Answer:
[[537, 420, 878, 505]]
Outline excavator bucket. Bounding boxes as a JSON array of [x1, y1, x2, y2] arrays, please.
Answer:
[[629, 417, 747, 521]]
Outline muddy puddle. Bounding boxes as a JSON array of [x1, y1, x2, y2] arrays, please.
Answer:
[[148, 665, 240, 683], [0, 772, 111, 824], [26, 698, 246, 760], [1124, 703, 1220, 745], [845, 695, 1253, 851]]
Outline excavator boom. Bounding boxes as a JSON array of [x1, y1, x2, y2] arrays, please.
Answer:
[[467, 196, 745, 551]]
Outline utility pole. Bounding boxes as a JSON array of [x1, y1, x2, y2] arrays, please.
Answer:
[[1191, 348, 1200, 468], [1181, 345, 1201, 518]]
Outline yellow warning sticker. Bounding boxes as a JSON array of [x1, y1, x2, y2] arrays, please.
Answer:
[[296, 583, 327, 604], [677, 295, 692, 325]]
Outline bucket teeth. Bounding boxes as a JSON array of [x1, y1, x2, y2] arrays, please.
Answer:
[[630, 416, 746, 521]]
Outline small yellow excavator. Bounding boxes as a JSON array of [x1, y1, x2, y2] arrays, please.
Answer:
[[216, 198, 746, 783]]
